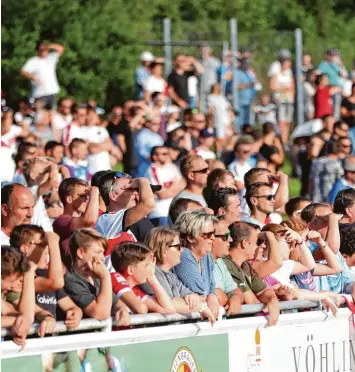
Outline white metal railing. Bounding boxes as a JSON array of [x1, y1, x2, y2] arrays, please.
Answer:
[[1, 300, 320, 338]]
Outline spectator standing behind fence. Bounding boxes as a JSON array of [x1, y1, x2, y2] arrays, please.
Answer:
[[318, 49, 345, 120], [217, 52, 233, 99], [135, 51, 154, 100], [270, 56, 294, 147], [236, 58, 256, 129], [201, 47, 221, 98], [143, 62, 167, 102], [168, 54, 204, 109], [314, 74, 342, 119], [20, 41, 64, 109]]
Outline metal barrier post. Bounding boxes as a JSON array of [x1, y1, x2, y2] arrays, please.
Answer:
[[164, 18, 172, 77], [221, 41, 229, 96], [295, 28, 304, 127], [230, 18, 239, 132]]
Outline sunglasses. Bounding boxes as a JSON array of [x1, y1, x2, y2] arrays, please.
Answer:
[[168, 243, 182, 251], [109, 171, 131, 192], [254, 194, 275, 201], [191, 167, 209, 174], [200, 231, 215, 239], [257, 238, 266, 246], [215, 232, 231, 242]]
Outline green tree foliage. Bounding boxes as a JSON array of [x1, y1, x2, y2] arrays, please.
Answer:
[[2, 0, 354, 108]]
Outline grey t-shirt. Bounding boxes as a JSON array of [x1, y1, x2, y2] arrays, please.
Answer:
[[140, 266, 193, 298], [172, 190, 207, 207]]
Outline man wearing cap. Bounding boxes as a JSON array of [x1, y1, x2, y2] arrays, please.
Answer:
[[96, 171, 155, 271], [318, 49, 345, 120], [329, 155, 355, 203], [194, 128, 216, 160], [135, 51, 154, 100]]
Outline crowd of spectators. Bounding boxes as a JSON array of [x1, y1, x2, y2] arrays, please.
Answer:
[[1, 40, 355, 371]]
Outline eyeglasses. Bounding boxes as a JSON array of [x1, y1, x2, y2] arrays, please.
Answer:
[[214, 232, 231, 242], [113, 112, 122, 116], [191, 167, 209, 174], [341, 144, 352, 148], [253, 194, 275, 201], [199, 231, 215, 239], [168, 243, 182, 251]]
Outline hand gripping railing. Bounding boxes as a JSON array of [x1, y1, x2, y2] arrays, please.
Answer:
[[1, 300, 320, 338]]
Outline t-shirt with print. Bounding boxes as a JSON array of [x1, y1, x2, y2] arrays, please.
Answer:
[[95, 209, 137, 272], [53, 215, 76, 268], [111, 272, 148, 304], [222, 256, 266, 294], [64, 269, 116, 314], [214, 258, 238, 294], [35, 269, 68, 319], [291, 269, 316, 291]]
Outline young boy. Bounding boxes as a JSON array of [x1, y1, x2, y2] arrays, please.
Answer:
[[254, 94, 277, 127], [63, 138, 90, 181], [64, 228, 130, 325], [110, 241, 176, 314], [10, 226, 82, 328], [53, 178, 100, 267]]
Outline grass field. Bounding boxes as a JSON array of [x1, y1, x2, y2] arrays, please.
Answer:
[[280, 158, 301, 199]]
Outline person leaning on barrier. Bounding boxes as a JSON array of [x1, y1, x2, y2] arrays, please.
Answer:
[[110, 241, 176, 316], [222, 222, 280, 326], [173, 211, 220, 320], [143, 227, 216, 324], [64, 229, 130, 326], [2, 246, 58, 343], [10, 226, 83, 330], [211, 219, 244, 316]]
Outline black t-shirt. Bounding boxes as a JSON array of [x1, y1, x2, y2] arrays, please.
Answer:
[[259, 143, 278, 162], [115, 119, 139, 173], [341, 97, 355, 128], [35, 269, 68, 319], [168, 70, 195, 104], [107, 121, 124, 138], [130, 217, 154, 243]]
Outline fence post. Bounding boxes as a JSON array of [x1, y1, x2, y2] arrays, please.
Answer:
[[295, 28, 304, 127], [221, 41, 229, 96], [164, 18, 172, 77], [230, 18, 239, 132]]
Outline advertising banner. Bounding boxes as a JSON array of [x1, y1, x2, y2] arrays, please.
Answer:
[[228, 311, 355, 372], [2, 333, 229, 372]]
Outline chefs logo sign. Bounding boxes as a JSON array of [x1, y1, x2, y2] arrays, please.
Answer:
[[170, 347, 198, 372]]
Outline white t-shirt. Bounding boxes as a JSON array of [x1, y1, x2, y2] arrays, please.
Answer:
[[22, 52, 60, 98], [83, 126, 111, 174], [62, 124, 86, 146], [194, 147, 216, 160], [270, 260, 295, 288], [1, 125, 22, 182], [52, 112, 72, 130], [145, 163, 182, 218], [208, 94, 230, 128], [29, 185, 53, 232], [228, 160, 251, 183], [188, 76, 198, 97], [144, 76, 166, 93], [1, 229, 10, 246]]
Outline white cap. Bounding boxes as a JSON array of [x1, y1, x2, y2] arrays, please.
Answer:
[[140, 51, 154, 62]]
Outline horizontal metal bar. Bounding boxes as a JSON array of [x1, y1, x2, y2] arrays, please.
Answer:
[[1, 300, 319, 338]]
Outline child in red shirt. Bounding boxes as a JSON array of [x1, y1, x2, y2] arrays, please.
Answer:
[[314, 74, 342, 119]]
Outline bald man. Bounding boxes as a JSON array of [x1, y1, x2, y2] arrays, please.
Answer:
[[1, 184, 35, 245]]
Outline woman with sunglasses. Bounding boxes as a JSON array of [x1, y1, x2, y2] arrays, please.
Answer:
[[173, 210, 220, 319], [144, 227, 215, 324]]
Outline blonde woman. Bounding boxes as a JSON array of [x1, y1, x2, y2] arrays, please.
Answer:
[[145, 227, 215, 323]]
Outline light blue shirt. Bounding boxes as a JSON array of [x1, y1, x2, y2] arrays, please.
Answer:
[[173, 248, 216, 296], [135, 66, 151, 99], [134, 128, 164, 177], [318, 61, 342, 87], [214, 258, 238, 294], [235, 69, 256, 106], [328, 178, 353, 204]]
